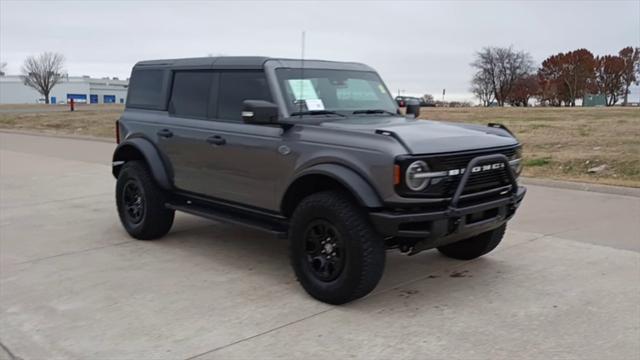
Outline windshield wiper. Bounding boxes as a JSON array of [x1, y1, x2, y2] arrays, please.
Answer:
[[352, 109, 397, 115], [289, 110, 346, 117]]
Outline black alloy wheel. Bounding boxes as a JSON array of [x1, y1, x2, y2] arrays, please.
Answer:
[[122, 179, 145, 224], [304, 219, 346, 282]]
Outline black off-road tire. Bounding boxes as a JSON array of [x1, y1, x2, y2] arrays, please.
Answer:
[[437, 224, 506, 260], [289, 191, 385, 305], [116, 161, 174, 240]]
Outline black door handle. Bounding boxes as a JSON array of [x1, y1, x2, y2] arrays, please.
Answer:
[[157, 129, 173, 138], [206, 135, 226, 146]]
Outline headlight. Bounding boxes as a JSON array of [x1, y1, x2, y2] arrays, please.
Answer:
[[405, 160, 430, 191], [509, 148, 523, 177]]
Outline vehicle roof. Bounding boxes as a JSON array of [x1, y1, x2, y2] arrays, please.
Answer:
[[133, 56, 375, 71]]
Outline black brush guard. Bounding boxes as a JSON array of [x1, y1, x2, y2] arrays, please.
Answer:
[[447, 154, 519, 216], [370, 154, 526, 253]]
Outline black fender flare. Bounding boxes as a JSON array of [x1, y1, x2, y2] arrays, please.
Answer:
[[112, 138, 172, 190], [286, 163, 383, 209]]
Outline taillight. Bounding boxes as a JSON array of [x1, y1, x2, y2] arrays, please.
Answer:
[[115, 120, 120, 144]]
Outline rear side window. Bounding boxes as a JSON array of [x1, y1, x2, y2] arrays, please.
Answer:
[[169, 71, 213, 119], [127, 69, 165, 109], [217, 71, 271, 121]]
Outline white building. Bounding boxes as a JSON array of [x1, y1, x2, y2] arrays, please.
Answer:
[[0, 75, 128, 104]]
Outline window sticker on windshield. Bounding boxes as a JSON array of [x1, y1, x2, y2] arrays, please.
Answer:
[[288, 79, 318, 100], [305, 99, 325, 111], [378, 84, 387, 94]]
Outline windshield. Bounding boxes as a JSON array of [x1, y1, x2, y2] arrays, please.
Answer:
[[275, 68, 397, 117]]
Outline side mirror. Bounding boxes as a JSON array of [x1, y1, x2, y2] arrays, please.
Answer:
[[405, 99, 421, 118], [242, 100, 279, 124]]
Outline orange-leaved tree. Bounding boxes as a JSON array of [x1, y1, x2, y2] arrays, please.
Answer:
[[538, 49, 596, 106], [507, 74, 539, 107], [618, 47, 640, 106], [595, 55, 626, 106]]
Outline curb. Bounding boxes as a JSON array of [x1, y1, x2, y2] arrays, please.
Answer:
[[520, 177, 640, 198], [0, 129, 115, 144]]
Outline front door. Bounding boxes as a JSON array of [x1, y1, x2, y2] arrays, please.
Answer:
[[191, 121, 284, 210]]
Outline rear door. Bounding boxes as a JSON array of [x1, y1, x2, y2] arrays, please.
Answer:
[[155, 70, 217, 195], [156, 69, 284, 211]]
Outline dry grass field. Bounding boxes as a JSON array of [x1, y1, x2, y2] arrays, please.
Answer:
[[0, 104, 123, 139], [419, 107, 640, 187], [0, 104, 638, 187]]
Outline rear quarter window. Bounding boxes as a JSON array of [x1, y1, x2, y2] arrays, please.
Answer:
[[127, 69, 167, 109]]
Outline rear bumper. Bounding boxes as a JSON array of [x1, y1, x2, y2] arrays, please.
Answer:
[[370, 186, 526, 251]]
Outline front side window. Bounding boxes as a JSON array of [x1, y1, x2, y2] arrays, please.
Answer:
[[169, 71, 213, 119], [217, 71, 271, 121], [276, 68, 397, 118]]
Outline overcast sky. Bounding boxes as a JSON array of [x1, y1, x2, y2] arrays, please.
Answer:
[[1, 0, 639, 102]]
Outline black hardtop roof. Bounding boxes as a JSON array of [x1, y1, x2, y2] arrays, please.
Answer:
[[133, 56, 375, 71]]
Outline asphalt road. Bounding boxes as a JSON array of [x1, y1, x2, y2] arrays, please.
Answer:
[[1, 132, 639, 360]]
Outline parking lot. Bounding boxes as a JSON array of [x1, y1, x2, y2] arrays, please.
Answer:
[[1, 132, 639, 359]]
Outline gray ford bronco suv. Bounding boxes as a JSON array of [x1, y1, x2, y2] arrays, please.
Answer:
[[113, 57, 526, 304]]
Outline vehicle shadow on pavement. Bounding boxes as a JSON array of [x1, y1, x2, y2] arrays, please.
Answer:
[[147, 213, 502, 305], [151, 215, 294, 279]]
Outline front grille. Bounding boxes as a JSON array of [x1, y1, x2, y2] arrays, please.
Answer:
[[427, 147, 517, 171], [434, 167, 511, 196], [401, 146, 518, 198]]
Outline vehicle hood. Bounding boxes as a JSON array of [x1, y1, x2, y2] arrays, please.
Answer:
[[319, 116, 519, 155]]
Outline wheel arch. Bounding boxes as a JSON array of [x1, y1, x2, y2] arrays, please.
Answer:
[[280, 163, 383, 217], [112, 138, 172, 190]]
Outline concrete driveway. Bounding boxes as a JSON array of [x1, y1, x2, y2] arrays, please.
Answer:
[[1, 132, 639, 360]]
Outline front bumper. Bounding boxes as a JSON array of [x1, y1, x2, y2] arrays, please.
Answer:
[[371, 185, 525, 237], [370, 153, 526, 252]]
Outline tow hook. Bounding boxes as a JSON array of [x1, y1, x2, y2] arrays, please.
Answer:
[[509, 198, 518, 211], [448, 216, 462, 233]]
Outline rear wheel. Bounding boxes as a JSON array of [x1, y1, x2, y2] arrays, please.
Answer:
[[116, 161, 174, 240], [437, 224, 506, 260], [289, 191, 385, 305]]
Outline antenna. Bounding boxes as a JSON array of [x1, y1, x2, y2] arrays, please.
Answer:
[[301, 30, 306, 67], [299, 30, 306, 116]]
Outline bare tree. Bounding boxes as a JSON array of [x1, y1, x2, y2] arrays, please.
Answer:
[[470, 71, 495, 106], [422, 94, 435, 104], [471, 46, 534, 106], [21, 52, 66, 104]]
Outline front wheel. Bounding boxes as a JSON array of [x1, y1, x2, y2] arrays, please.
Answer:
[[437, 224, 506, 260], [289, 191, 385, 305]]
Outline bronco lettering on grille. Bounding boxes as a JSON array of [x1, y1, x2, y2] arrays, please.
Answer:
[[448, 162, 505, 176]]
